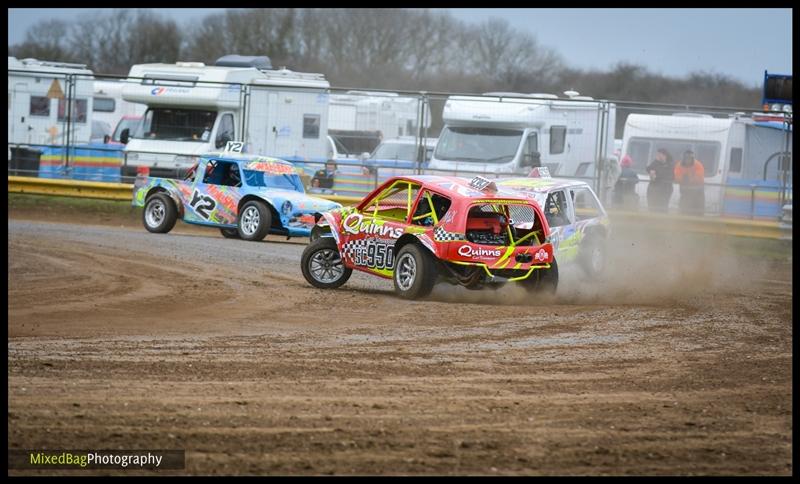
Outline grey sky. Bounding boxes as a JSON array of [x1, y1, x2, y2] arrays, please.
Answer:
[[8, 8, 792, 87]]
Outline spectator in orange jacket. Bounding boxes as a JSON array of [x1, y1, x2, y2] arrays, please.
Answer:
[[674, 150, 705, 215]]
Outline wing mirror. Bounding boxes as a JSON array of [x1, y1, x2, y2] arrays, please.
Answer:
[[520, 151, 541, 168]]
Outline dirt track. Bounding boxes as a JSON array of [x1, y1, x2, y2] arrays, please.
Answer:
[[7, 215, 793, 475]]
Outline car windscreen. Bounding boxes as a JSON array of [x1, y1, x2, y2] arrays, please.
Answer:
[[372, 143, 417, 160], [243, 170, 304, 192], [434, 127, 523, 163]]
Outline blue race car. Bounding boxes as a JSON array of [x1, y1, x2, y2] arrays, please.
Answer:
[[133, 152, 341, 241]]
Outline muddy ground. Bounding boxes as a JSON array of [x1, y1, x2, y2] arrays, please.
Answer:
[[7, 199, 793, 475]]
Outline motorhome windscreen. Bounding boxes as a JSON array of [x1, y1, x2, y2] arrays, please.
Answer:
[[435, 127, 523, 163], [372, 143, 417, 160], [134, 108, 217, 142], [243, 170, 304, 192], [626, 138, 720, 177], [112, 117, 142, 142]]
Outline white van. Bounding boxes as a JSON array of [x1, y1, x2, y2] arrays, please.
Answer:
[[368, 136, 437, 165], [621, 112, 793, 215], [428, 92, 616, 177], [120, 55, 331, 177]]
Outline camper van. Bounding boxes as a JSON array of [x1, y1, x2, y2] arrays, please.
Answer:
[[92, 80, 147, 140], [8, 56, 95, 147], [620, 112, 793, 217], [120, 55, 330, 177], [428, 92, 616, 177], [328, 91, 432, 158]]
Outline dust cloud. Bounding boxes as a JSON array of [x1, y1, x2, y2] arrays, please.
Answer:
[[429, 226, 780, 307]]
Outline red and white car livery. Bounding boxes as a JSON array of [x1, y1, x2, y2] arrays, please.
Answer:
[[300, 175, 559, 299]]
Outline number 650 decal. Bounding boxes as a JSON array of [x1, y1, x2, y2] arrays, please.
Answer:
[[190, 190, 216, 219]]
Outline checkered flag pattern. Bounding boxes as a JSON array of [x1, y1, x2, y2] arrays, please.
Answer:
[[339, 239, 366, 261], [434, 226, 465, 242]]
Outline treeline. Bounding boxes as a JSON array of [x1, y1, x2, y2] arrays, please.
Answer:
[[8, 8, 761, 108]]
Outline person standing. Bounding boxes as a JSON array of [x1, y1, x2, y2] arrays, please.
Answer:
[[613, 154, 639, 209], [646, 148, 675, 212], [674, 149, 705, 215], [311, 159, 338, 190]]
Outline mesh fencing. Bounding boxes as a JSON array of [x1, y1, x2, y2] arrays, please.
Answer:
[[7, 65, 793, 220]]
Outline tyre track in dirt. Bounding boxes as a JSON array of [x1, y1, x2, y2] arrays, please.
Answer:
[[8, 219, 792, 475]]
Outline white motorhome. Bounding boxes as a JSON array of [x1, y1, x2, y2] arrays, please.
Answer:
[[92, 80, 146, 141], [621, 112, 793, 214], [8, 56, 95, 147], [120, 55, 330, 177], [428, 92, 616, 177]]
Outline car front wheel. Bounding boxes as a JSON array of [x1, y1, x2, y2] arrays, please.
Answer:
[[143, 193, 178, 234], [301, 237, 352, 289]]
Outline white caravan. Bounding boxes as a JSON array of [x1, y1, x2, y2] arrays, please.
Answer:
[[327, 91, 432, 158], [120, 55, 330, 176], [329, 91, 431, 138], [621, 112, 793, 214], [92, 80, 146, 141], [8, 56, 95, 147], [428, 92, 616, 177]]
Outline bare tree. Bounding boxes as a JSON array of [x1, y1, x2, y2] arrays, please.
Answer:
[[9, 19, 76, 64], [8, 8, 761, 108]]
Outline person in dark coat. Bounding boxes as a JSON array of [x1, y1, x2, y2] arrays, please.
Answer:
[[646, 148, 674, 212]]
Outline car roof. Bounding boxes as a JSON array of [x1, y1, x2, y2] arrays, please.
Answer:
[[201, 153, 300, 173], [203, 152, 291, 165], [389, 175, 539, 202], [495, 177, 593, 193]]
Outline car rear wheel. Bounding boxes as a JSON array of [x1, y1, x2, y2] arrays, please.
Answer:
[[393, 244, 437, 300], [220, 228, 240, 239], [524, 258, 559, 295], [143, 193, 177, 234], [301, 237, 352, 289], [237, 200, 271, 241]]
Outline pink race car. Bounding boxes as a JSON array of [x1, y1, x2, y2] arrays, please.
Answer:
[[301, 175, 557, 299]]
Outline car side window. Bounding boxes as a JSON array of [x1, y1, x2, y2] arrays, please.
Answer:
[[411, 191, 452, 226], [544, 190, 570, 227], [203, 160, 241, 187], [362, 181, 421, 222], [570, 187, 602, 221]]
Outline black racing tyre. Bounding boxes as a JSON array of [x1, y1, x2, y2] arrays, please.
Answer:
[[309, 225, 326, 243], [142, 193, 178, 234], [237, 200, 271, 241], [579, 234, 607, 280], [524, 258, 559, 295], [220, 228, 240, 239], [539, 258, 559, 294], [301, 237, 352, 289], [393, 244, 438, 300]]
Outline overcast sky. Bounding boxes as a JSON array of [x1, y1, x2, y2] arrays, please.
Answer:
[[7, 8, 792, 87]]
